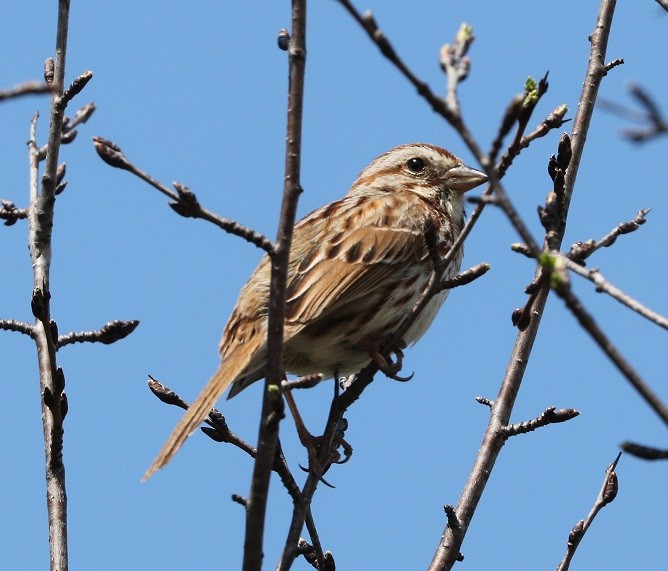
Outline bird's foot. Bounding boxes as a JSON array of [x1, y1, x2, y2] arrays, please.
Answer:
[[360, 338, 414, 382], [284, 389, 352, 481]]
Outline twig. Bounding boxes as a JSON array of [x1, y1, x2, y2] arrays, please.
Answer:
[[247, 2, 307, 570], [439, 262, 490, 291], [336, 0, 494, 163], [231, 494, 248, 508], [0, 80, 53, 101], [494, 75, 558, 178], [439, 23, 475, 116], [92, 137, 274, 254], [0, 319, 35, 337], [555, 453, 622, 571], [620, 441, 668, 461], [147, 375, 328, 567], [336, 0, 457, 124], [281, 374, 324, 391], [0, 200, 28, 225], [147, 377, 257, 457], [56, 320, 140, 348], [562, 256, 668, 330], [502, 406, 579, 438], [568, 209, 649, 262]]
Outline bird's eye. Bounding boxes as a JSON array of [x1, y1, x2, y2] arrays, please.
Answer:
[[405, 157, 426, 173]]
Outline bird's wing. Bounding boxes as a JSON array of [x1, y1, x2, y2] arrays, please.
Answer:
[[284, 193, 434, 331]]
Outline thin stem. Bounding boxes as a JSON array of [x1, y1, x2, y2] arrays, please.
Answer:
[[555, 453, 622, 570], [243, 2, 307, 570], [563, 257, 668, 330]]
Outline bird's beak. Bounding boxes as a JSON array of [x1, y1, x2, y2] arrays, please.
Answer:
[[446, 164, 488, 192]]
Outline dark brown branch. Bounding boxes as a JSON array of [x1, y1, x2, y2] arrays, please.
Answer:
[[147, 374, 328, 567], [336, 0, 457, 124], [91, 137, 274, 254], [439, 262, 490, 291], [147, 377, 257, 457], [620, 441, 668, 461], [231, 494, 248, 508], [60, 71, 92, 107], [555, 453, 622, 571], [56, 320, 139, 348], [568, 208, 650, 262], [249, 2, 307, 569], [502, 406, 580, 437]]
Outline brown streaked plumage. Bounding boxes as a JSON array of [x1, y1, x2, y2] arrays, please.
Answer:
[[143, 143, 487, 480]]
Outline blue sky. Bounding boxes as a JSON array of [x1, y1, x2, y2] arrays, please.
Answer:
[[1, 1, 666, 569]]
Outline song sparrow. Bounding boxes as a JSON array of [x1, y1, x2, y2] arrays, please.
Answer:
[[144, 143, 487, 479]]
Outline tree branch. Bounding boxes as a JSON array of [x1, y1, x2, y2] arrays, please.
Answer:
[[92, 137, 275, 254], [246, 2, 307, 569], [555, 453, 622, 571], [429, 2, 620, 568]]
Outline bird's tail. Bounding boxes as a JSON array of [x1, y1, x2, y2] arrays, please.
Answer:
[[142, 357, 239, 481]]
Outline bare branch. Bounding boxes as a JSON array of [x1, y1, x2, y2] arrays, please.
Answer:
[[281, 374, 324, 391], [620, 441, 668, 461], [439, 262, 490, 291], [60, 71, 93, 107], [439, 23, 475, 116], [249, 1, 307, 568], [336, 0, 458, 124], [57, 320, 140, 348], [231, 494, 248, 508], [0, 319, 35, 337], [502, 406, 580, 438], [555, 453, 622, 571], [562, 257, 668, 330], [568, 209, 650, 262], [91, 137, 275, 254], [429, 3, 622, 568], [0, 80, 53, 101], [0, 200, 28, 225], [475, 396, 494, 408], [146, 375, 330, 566]]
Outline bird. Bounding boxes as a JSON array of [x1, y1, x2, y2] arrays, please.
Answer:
[[143, 143, 487, 480]]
